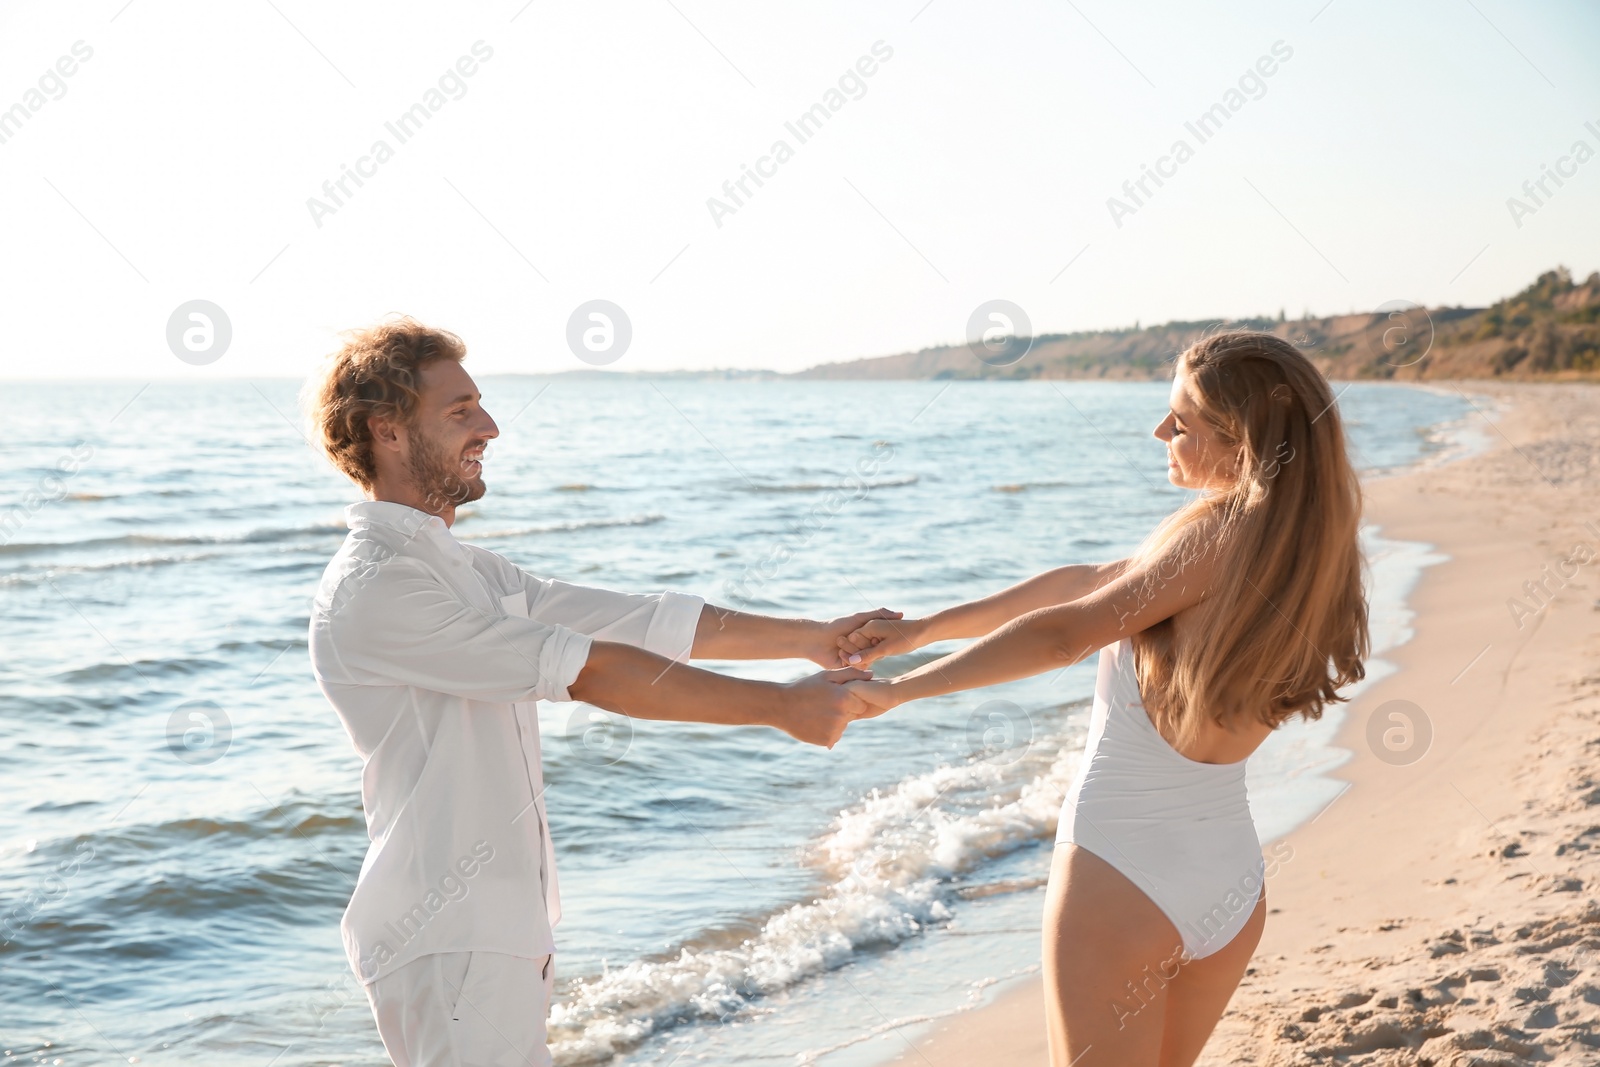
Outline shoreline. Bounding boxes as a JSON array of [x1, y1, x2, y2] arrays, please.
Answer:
[[882, 380, 1600, 1066]]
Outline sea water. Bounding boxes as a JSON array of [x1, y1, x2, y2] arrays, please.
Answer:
[[0, 378, 1491, 1065]]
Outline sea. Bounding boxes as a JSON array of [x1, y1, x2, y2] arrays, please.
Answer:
[[0, 378, 1494, 1066]]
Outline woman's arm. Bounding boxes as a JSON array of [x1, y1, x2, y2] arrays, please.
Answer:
[[918, 560, 1132, 641], [850, 528, 1218, 711], [838, 560, 1131, 665]]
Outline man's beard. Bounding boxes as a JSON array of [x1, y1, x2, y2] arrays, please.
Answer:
[[407, 428, 485, 513]]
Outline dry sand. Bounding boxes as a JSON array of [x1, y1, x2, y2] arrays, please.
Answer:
[[886, 381, 1600, 1066]]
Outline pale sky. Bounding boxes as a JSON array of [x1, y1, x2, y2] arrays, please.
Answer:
[[1, 0, 1596, 379]]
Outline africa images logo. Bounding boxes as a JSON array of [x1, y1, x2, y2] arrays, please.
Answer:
[[357, 840, 497, 980], [1106, 40, 1294, 229]]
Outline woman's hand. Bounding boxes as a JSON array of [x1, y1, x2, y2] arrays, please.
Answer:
[[808, 609, 904, 668], [842, 678, 901, 718], [837, 616, 926, 667]]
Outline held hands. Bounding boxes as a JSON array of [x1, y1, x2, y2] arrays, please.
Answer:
[[835, 616, 926, 668], [779, 667, 880, 748], [777, 608, 920, 748], [810, 608, 905, 668]]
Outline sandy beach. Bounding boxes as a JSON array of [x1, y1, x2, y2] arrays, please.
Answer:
[[888, 381, 1600, 1066]]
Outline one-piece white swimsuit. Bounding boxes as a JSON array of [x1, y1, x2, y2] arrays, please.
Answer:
[[1054, 637, 1266, 960]]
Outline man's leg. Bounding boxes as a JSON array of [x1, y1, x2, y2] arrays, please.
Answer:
[[366, 952, 471, 1067], [366, 951, 553, 1067], [448, 951, 553, 1067]]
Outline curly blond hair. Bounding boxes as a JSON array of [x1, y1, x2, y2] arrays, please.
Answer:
[[302, 317, 467, 490]]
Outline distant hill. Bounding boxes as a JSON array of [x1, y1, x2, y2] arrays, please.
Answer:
[[789, 267, 1600, 382]]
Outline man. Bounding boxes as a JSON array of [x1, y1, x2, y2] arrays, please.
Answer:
[[304, 318, 896, 1066]]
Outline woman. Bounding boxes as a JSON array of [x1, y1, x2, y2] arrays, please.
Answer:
[[840, 331, 1369, 1066]]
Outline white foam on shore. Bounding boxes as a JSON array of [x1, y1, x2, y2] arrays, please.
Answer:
[[547, 728, 1086, 1064], [1370, 383, 1507, 478]]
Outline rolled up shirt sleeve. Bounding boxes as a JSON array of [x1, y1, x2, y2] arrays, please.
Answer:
[[516, 574, 704, 664], [322, 555, 594, 702]]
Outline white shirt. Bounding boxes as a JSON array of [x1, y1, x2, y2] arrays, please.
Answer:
[[308, 501, 704, 983]]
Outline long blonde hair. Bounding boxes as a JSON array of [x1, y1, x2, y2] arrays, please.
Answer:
[[1130, 331, 1370, 750]]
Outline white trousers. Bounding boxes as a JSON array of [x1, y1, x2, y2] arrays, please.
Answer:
[[365, 951, 554, 1067]]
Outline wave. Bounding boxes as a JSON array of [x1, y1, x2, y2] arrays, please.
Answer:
[[0, 551, 225, 584], [547, 706, 1087, 1064], [992, 480, 1080, 493], [56, 655, 224, 684], [0, 834, 366, 966], [49, 801, 365, 853], [6, 487, 202, 506], [1395, 393, 1504, 475], [0, 524, 345, 558], [741, 474, 919, 494], [31, 636, 303, 687], [0, 795, 364, 888], [0, 794, 364, 885], [456, 514, 665, 540]]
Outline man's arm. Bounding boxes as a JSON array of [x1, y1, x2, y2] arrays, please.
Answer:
[[569, 640, 871, 748], [322, 556, 874, 748], [500, 554, 900, 669], [692, 604, 903, 668]]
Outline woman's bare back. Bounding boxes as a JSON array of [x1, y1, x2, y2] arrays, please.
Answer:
[[1139, 609, 1276, 765]]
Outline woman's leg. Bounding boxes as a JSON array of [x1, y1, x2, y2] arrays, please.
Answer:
[[1156, 886, 1266, 1067], [1043, 843, 1191, 1067]]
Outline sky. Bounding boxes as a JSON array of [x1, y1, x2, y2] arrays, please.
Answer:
[[0, 0, 1596, 379]]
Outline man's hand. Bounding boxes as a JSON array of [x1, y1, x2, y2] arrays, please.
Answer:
[[836, 616, 926, 668], [776, 666, 875, 748], [808, 608, 905, 668]]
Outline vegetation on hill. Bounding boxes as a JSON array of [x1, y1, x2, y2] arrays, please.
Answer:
[[790, 268, 1600, 381]]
